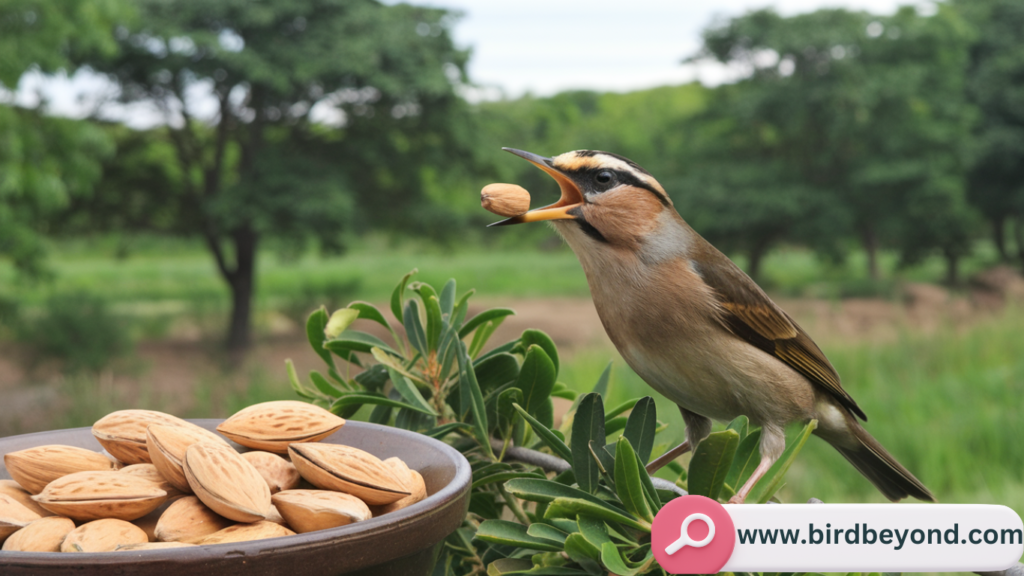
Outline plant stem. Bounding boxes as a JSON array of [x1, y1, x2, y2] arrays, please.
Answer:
[[498, 483, 531, 526]]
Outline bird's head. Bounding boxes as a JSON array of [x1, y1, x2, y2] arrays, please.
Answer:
[[490, 148, 679, 256]]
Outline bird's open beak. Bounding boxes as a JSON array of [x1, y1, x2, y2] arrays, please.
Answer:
[[487, 148, 584, 227]]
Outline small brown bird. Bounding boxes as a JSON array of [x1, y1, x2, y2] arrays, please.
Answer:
[[491, 148, 935, 504]]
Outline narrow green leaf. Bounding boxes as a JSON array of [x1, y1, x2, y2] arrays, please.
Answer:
[[526, 523, 568, 545], [457, 341, 493, 458], [688, 429, 740, 500], [403, 299, 427, 356], [494, 387, 523, 436], [451, 289, 474, 330], [324, 308, 360, 340], [725, 427, 762, 492], [390, 269, 417, 323], [468, 318, 504, 358], [622, 397, 657, 464], [305, 308, 335, 369], [727, 415, 750, 440], [520, 329, 560, 375], [309, 370, 342, 397], [377, 358, 437, 416], [517, 345, 557, 428], [577, 515, 612, 548], [592, 361, 612, 397], [286, 359, 316, 399], [563, 533, 601, 563], [459, 308, 515, 338], [439, 279, 456, 318], [423, 295, 444, 350], [424, 422, 470, 439], [331, 392, 435, 415], [324, 331, 398, 356], [368, 403, 392, 424], [545, 498, 650, 532], [614, 437, 653, 523], [604, 399, 639, 421], [749, 420, 818, 504], [472, 470, 545, 489], [604, 417, 628, 436], [476, 520, 562, 552], [571, 393, 605, 494], [600, 542, 642, 576], [512, 403, 572, 462]]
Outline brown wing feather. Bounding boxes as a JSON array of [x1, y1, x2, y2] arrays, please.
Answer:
[[692, 243, 867, 421]]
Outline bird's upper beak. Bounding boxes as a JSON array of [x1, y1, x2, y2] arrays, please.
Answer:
[[487, 148, 584, 227]]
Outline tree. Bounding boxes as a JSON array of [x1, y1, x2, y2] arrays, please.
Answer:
[[0, 0, 127, 276], [85, 0, 470, 352], [955, 0, 1024, 267], [693, 6, 977, 281]]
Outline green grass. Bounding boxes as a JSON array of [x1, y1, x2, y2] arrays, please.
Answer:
[[559, 308, 1024, 517]]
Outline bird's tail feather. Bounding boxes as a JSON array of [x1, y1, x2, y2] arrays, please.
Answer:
[[827, 422, 936, 503]]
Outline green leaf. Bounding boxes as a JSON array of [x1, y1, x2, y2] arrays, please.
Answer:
[[324, 331, 399, 356], [516, 345, 557, 428], [310, 370, 342, 397], [614, 437, 653, 523], [469, 318, 505, 358], [592, 361, 612, 398], [473, 470, 545, 489], [495, 387, 523, 436], [545, 498, 650, 532], [457, 341, 494, 458], [424, 422, 470, 439], [403, 299, 427, 356], [727, 415, 750, 440], [422, 294, 444, 350], [459, 308, 515, 338], [345, 301, 390, 330], [600, 542, 643, 576], [603, 417, 628, 436], [748, 419, 818, 504], [286, 359, 316, 399], [324, 308, 360, 339], [368, 403, 392, 424], [390, 269, 417, 323], [375, 356, 437, 416], [505, 479, 649, 531], [439, 279, 456, 318], [571, 393, 605, 494], [526, 523, 568, 545], [577, 515, 612, 548], [604, 399, 639, 421], [474, 353, 520, 392], [688, 429, 740, 500], [476, 520, 562, 552], [330, 392, 436, 415], [512, 403, 572, 462], [725, 427, 762, 493], [563, 533, 601, 564], [306, 308, 335, 369], [622, 397, 657, 464], [520, 329, 560, 375], [550, 383, 578, 401], [451, 289, 474, 329]]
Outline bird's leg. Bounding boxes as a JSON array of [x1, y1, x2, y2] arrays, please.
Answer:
[[645, 440, 690, 474], [728, 424, 785, 504], [645, 406, 711, 474]]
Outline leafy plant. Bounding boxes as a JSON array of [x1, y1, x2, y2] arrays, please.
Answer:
[[289, 271, 816, 575], [16, 290, 132, 373]]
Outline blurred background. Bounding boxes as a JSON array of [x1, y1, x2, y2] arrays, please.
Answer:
[[1, 0, 1022, 514]]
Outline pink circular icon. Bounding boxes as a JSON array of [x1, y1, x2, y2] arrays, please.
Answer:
[[652, 495, 735, 574]]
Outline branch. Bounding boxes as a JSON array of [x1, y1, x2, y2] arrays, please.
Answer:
[[490, 439, 686, 497]]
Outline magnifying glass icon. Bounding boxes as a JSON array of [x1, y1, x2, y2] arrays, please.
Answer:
[[664, 513, 715, 555]]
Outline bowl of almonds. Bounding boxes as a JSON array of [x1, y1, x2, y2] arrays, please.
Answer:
[[0, 402, 471, 576]]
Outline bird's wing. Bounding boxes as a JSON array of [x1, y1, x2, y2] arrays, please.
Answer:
[[694, 250, 867, 421]]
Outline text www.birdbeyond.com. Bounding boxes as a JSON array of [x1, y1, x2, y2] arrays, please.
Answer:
[[736, 523, 1022, 549]]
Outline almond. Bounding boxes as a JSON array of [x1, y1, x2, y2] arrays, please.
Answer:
[[115, 541, 197, 551], [3, 445, 118, 494], [242, 451, 301, 494], [32, 470, 167, 521], [154, 496, 233, 543], [146, 424, 229, 494], [216, 401, 345, 454], [183, 442, 271, 523], [481, 183, 531, 217], [0, 479, 54, 517], [198, 521, 295, 545], [272, 490, 371, 533], [2, 516, 75, 552], [93, 410, 225, 465], [0, 494, 42, 544], [288, 443, 409, 506], [61, 518, 148, 553], [120, 463, 185, 501], [372, 457, 427, 515]]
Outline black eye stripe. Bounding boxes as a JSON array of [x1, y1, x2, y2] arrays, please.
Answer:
[[565, 167, 671, 207]]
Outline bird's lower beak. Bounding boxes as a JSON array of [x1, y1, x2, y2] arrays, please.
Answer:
[[487, 148, 584, 227]]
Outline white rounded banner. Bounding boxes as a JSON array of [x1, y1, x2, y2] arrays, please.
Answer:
[[720, 504, 1023, 572]]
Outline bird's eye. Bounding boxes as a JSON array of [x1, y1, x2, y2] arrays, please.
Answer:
[[595, 171, 614, 184]]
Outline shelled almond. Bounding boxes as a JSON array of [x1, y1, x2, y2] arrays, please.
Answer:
[[0, 402, 428, 553]]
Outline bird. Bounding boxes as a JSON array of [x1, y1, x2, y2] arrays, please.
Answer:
[[489, 147, 935, 504]]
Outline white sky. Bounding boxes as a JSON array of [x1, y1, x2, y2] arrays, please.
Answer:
[[4, 0, 923, 127]]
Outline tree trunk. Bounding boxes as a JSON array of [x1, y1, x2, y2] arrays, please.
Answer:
[[1014, 217, 1024, 272], [992, 216, 1009, 261], [861, 225, 880, 281], [747, 242, 768, 284], [225, 226, 258, 353], [943, 247, 959, 286]]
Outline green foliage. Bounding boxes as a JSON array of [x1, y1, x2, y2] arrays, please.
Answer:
[[15, 291, 131, 373], [291, 272, 818, 575]]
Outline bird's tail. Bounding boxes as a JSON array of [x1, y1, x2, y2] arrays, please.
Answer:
[[823, 420, 936, 503]]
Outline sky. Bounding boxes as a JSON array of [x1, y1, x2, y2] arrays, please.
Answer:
[[6, 0, 925, 127]]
